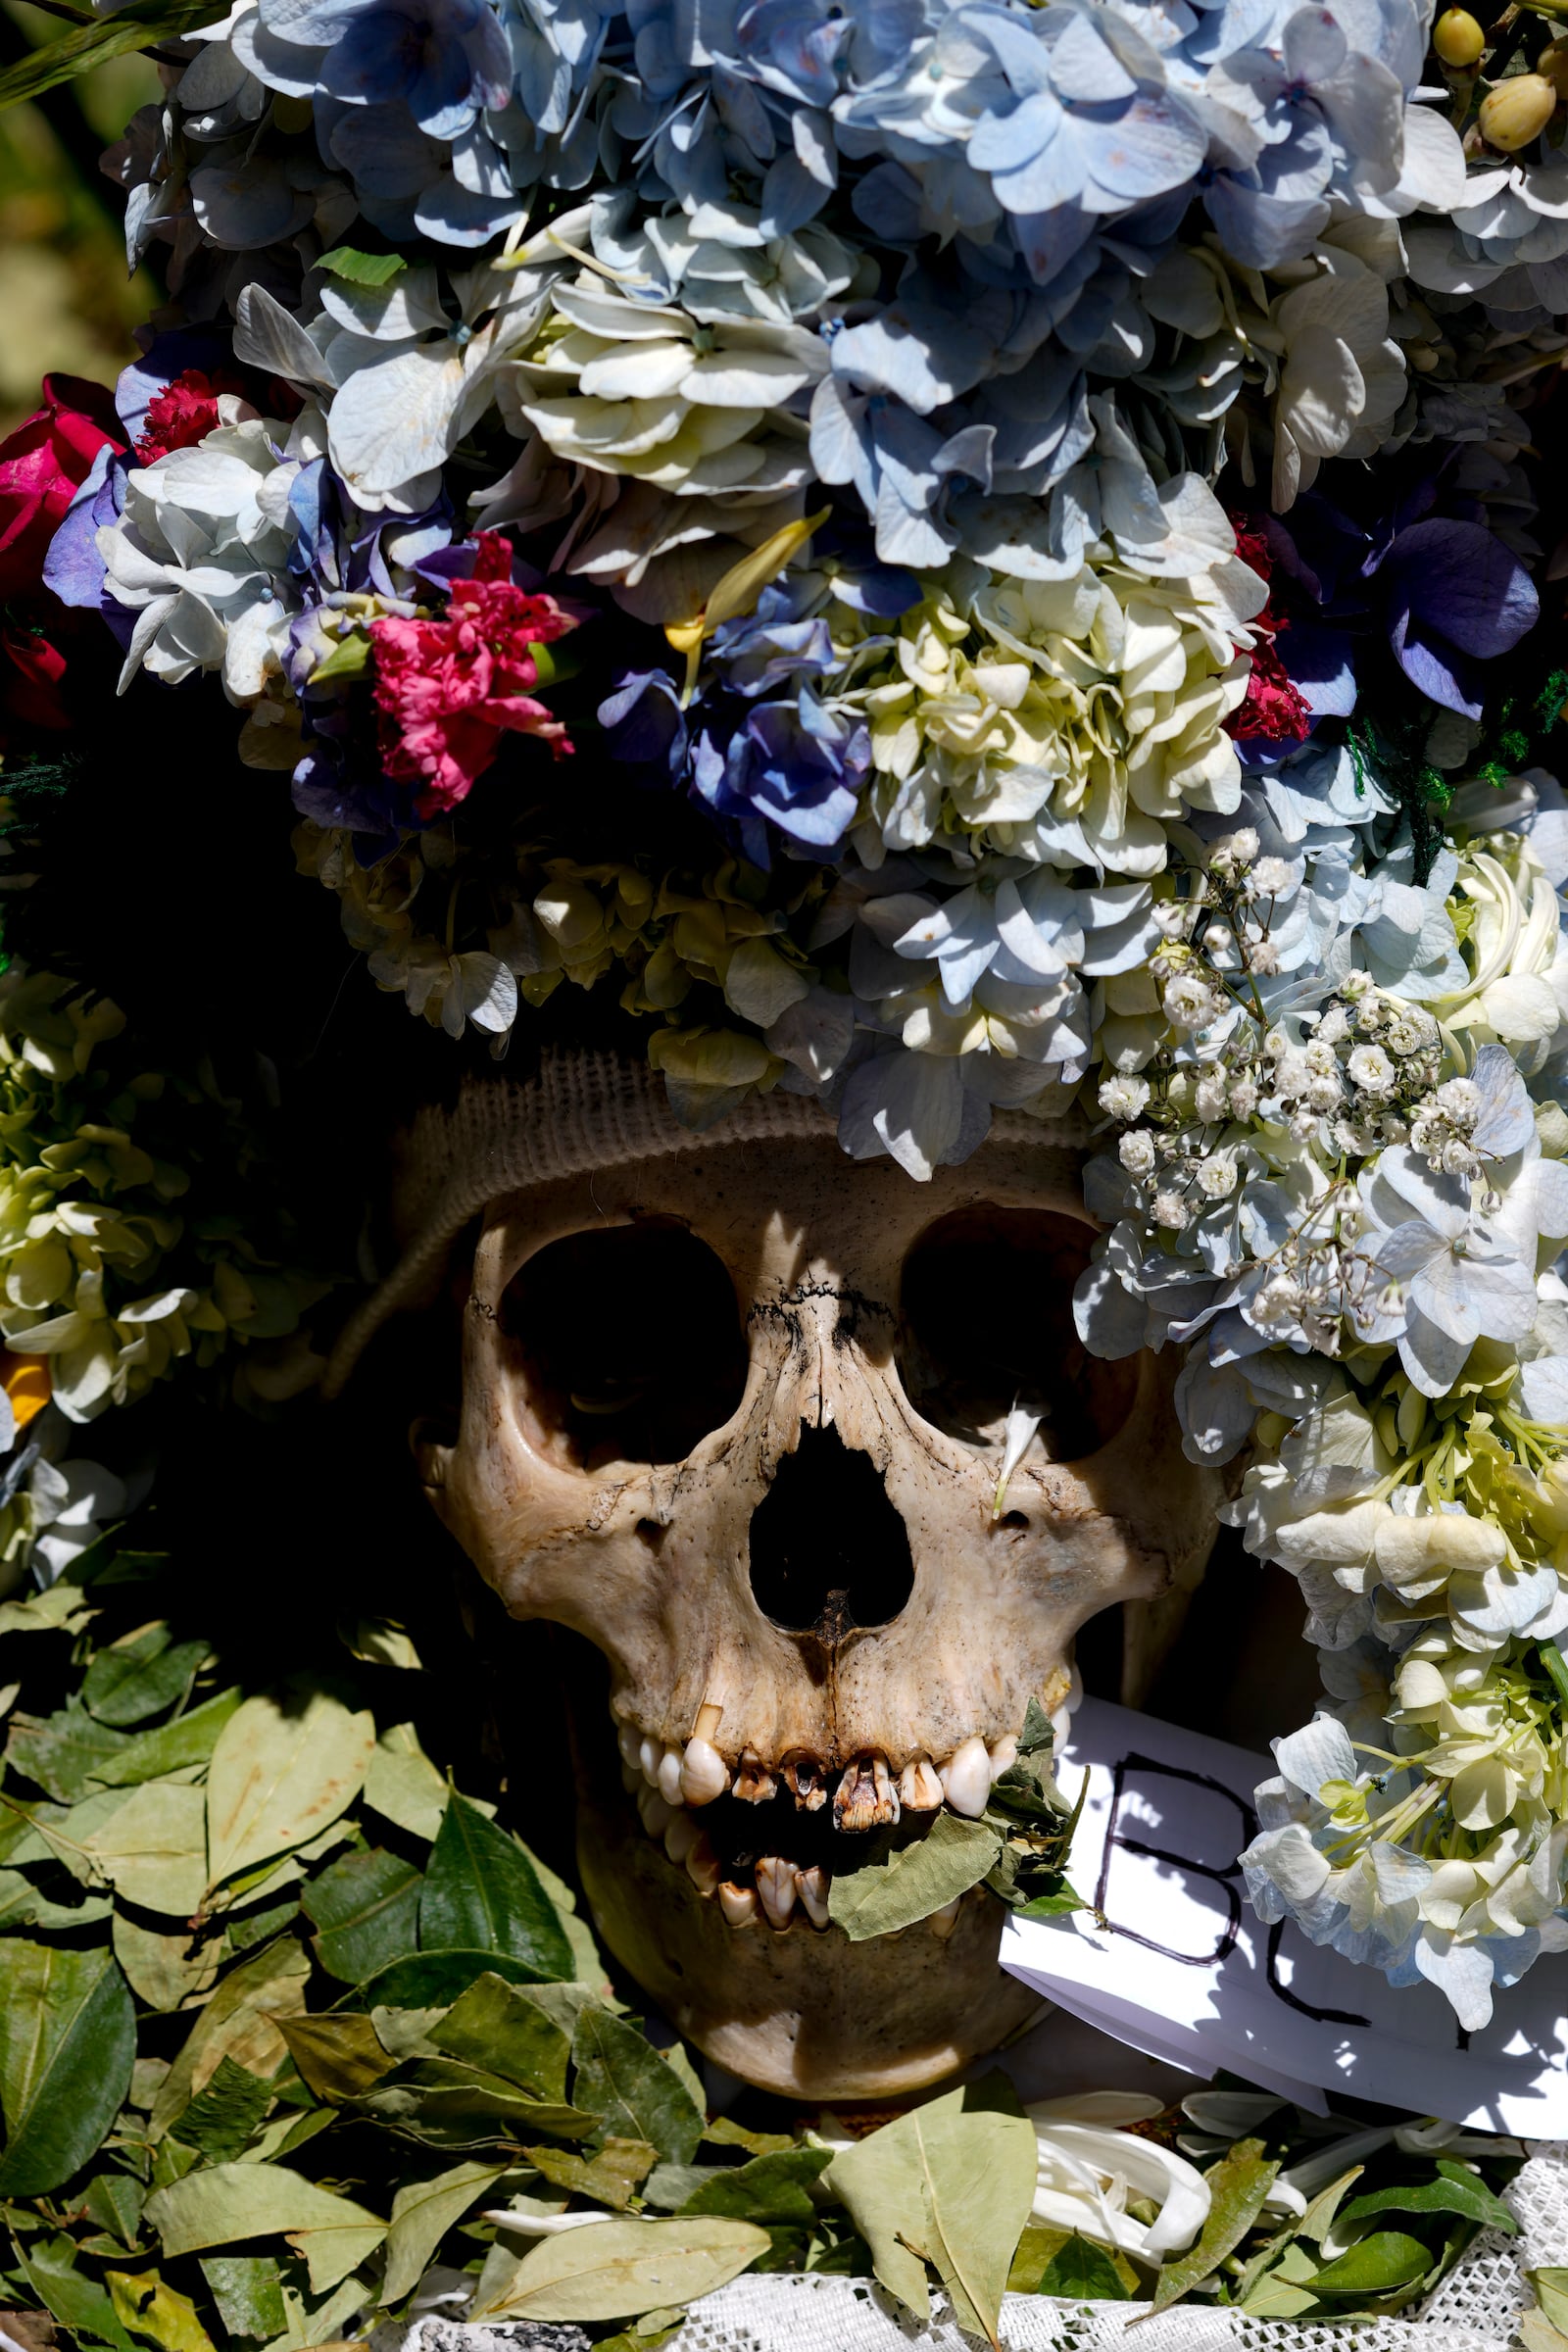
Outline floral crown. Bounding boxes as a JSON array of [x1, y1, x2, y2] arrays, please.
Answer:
[[7, 0, 1568, 2036]]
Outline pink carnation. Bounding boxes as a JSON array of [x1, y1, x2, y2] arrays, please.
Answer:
[[370, 533, 578, 814]]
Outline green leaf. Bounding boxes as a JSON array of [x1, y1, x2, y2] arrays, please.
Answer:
[[223, 1893, 301, 1957], [146, 2161, 387, 2293], [81, 1780, 209, 1915], [827, 1811, 1000, 1941], [18, 2231, 134, 2351], [340, 1616, 423, 1670], [823, 2074, 1036, 2344], [1342, 2163, 1517, 2235], [1149, 2138, 1280, 2316], [527, 1845, 607, 1987], [571, 2006, 703, 2165], [428, 1970, 571, 2099], [527, 2138, 660, 2210], [7, 1697, 134, 1799], [1009, 1888, 1084, 1920], [205, 1688, 375, 1895], [703, 2116, 794, 2158], [198, 2256, 286, 2345], [381, 2159, 513, 2308], [0, 0, 230, 113], [680, 2147, 831, 2225], [149, 1936, 310, 2140], [1007, 2225, 1138, 2298], [276, 2013, 393, 2103], [1534, 2269, 1568, 2332], [986, 1696, 1061, 1827], [475, 2217, 770, 2323], [107, 2267, 218, 2352], [113, 1913, 221, 2014], [317, 245, 408, 286], [0, 1862, 113, 1933], [1309, 2229, 1435, 2295], [85, 1632, 208, 1727], [302, 1845, 421, 1983], [83, 2170, 149, 2255], [1298, 2165, 1366, 2245], [1035, 2232, 1131, 2302], [359, 2056, 597, 2142], [644, 2161, 718, 2210], [89, 1690, 243, 1789], [419, 1793, 574, 1980], [980, 1703, 1077, 1910], [0, 1578, 97, 1638], [172, 2056, 274, 2162], [17, 1784, 128, 1883], [0, 1940, 135, 2194], [364, 1719, 451, 1839], [356, 1946, 544, 2011], [1234, 2164, 1364, 2308], [308, 634, 373, 687]]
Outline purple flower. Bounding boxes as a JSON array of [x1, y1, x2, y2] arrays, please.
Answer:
[[599, 667, 686, 770], [600, 646, 867, 869], [690, 688, 866, 866], [41, 445, 134, 651], [1375, 516, 1540, 720]]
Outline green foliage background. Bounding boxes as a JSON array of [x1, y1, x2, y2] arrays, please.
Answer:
[[0, 17, 157, 434]]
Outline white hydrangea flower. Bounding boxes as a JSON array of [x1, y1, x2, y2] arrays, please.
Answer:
[[98, 405, 322, 703]]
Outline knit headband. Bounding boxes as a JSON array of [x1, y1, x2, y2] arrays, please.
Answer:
[[323, 1053, 1087, 1396]]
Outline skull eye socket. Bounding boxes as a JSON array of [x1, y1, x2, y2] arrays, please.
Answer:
[[500, 1220, 747, 1472], [897, 1205, 1139, 1464]]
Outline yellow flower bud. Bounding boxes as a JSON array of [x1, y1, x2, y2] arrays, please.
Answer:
[[1543, 37, 1568, 96], [1435, 8, 1485, 65], [1479, 71, 1558, 151]]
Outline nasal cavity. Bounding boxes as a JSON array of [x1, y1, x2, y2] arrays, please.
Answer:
[[748, 1425, 914, 1641]]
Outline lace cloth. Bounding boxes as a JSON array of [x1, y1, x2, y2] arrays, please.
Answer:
[[406, 2141, 1568, 2352]]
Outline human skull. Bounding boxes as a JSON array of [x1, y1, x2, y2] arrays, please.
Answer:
[[393, 1065, 1221, 2100]]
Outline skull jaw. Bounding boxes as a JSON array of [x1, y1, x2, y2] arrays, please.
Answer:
[[574, 1770, 1041, 2101]]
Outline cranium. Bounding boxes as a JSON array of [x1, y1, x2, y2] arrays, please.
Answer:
[[361, 1056, 1221, 2101]]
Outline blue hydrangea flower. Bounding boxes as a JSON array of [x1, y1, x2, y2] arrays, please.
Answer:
[[261, 0, 511, 136]]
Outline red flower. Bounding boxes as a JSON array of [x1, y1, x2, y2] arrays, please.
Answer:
[[1230, 634, 1312, 743], [1228, 516, 1311, 747], [0, 373, 123, 605], [136, 368, 253, 464], [0, 619, 70, 732], [370, 533, 580, 814]]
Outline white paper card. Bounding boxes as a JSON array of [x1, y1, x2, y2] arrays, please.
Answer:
[[1001, 1698, 1568, 2134]]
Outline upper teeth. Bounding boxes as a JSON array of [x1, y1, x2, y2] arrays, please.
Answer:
[[734, 1750, 777, 1804], [940, 1736, 992, 1818], [617, 1718, 1021, 1823], [680, 1737, 728, 1806], [613, 1710, 1028, 1937], [833, 1752, 900, 1833]]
